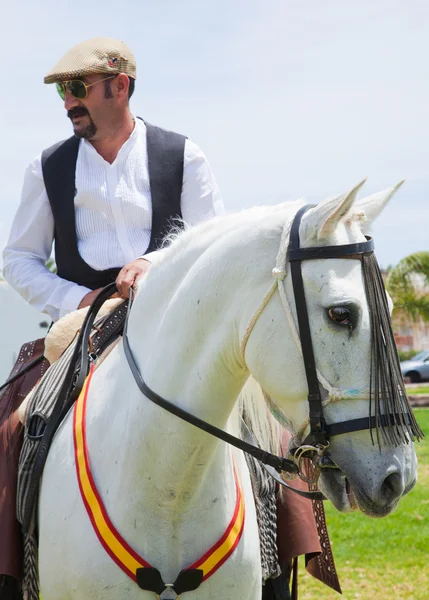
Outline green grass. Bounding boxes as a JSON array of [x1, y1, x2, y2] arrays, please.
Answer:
[[299, 408, 429, 600], [407, 386, 429, 395]]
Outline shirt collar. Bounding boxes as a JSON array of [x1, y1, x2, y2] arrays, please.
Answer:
[[81, 115, 144, 165]]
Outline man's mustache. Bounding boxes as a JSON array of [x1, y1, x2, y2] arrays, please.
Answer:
[[67, 107, 89, 120]]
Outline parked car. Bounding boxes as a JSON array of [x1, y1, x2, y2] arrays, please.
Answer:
[[400, 350, 429, 383]]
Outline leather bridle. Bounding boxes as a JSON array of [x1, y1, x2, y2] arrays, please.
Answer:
[[122, 297, 323, 500], [287, 205, 415, 450], [121, 204, 414, 500]]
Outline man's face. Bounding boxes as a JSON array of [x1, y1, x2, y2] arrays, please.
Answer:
[[61, 73, 115, 140]]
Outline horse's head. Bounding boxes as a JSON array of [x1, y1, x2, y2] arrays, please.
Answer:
[[243, 180, 420, 517]]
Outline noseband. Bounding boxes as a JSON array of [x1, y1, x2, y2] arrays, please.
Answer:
[[122, 204, 421, 499]]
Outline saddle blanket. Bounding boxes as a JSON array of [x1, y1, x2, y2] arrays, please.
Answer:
[[17, 300, 128, 531], [17, 340, 77, 528]]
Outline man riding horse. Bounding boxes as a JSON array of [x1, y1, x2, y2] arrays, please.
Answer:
[[0, 37, 333, 599]]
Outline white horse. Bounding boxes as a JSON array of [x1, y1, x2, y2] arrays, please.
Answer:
[[38, 181, 418, 600]]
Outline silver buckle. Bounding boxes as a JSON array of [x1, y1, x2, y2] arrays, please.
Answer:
[[293, 442, 330, 484], [159, 584, 180, 599]]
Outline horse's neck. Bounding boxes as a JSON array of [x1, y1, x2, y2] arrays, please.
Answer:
[[89, 244, 250, 513]]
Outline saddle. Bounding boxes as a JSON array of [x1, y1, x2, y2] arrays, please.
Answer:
[[43, 297, 124, 365]]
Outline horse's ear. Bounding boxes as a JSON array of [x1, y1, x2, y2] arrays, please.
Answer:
[[302, 178, 366, 242], [351, 180, 405, 233]]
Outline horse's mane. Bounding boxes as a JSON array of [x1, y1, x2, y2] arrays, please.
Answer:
[[161, 200, 304, 261], [234, 377, 282, 455]]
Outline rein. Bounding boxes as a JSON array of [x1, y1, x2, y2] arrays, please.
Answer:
[[80, 203, 421, 508], [122, 291, 323, 501]]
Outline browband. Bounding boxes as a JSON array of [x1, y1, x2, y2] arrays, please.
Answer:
[[288, 237, 374, 262]]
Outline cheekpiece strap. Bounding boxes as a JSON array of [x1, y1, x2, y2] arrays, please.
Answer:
[[287, 205, 377, 447], [288, 206, 328, 445]]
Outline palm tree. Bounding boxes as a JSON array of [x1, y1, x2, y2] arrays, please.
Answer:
[[385, 252, 429, 323]]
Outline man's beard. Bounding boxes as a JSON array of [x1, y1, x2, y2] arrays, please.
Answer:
[[67, 107, 97, 139]]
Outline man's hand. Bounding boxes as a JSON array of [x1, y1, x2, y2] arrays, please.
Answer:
[[78, 288, 104, 310], [76, 259, 151, 309], [116, 258, 151, 299]]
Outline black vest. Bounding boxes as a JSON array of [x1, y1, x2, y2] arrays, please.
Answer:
[[41, 122, 186, 290]]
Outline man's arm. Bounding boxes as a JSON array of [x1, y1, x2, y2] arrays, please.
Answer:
[[2, 156, 91, 321], [180, 138, 225, 225]]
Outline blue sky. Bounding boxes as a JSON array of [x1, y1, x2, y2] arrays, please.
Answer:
[[1, 0, 428, 268]]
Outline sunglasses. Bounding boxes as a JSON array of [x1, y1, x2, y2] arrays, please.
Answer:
[[56, 75, 117, 100]]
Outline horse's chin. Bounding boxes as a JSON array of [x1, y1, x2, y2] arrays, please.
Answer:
[[318, 470, 402, 517], [318, 470, 357, 513]]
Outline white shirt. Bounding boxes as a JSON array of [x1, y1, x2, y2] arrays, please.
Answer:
[[3, 119, 224, 322]]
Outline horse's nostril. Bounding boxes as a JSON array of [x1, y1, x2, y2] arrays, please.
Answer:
[[382, 472, 404, 498]]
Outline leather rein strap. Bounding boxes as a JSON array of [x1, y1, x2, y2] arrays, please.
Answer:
[[80, 206, 410, 506], [122, 291, 324, 500]]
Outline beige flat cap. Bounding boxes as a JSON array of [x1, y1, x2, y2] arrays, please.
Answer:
[[44, 37, 136, 84]]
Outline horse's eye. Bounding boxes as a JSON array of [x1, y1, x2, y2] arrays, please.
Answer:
[[328, 306, 351, 326]]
